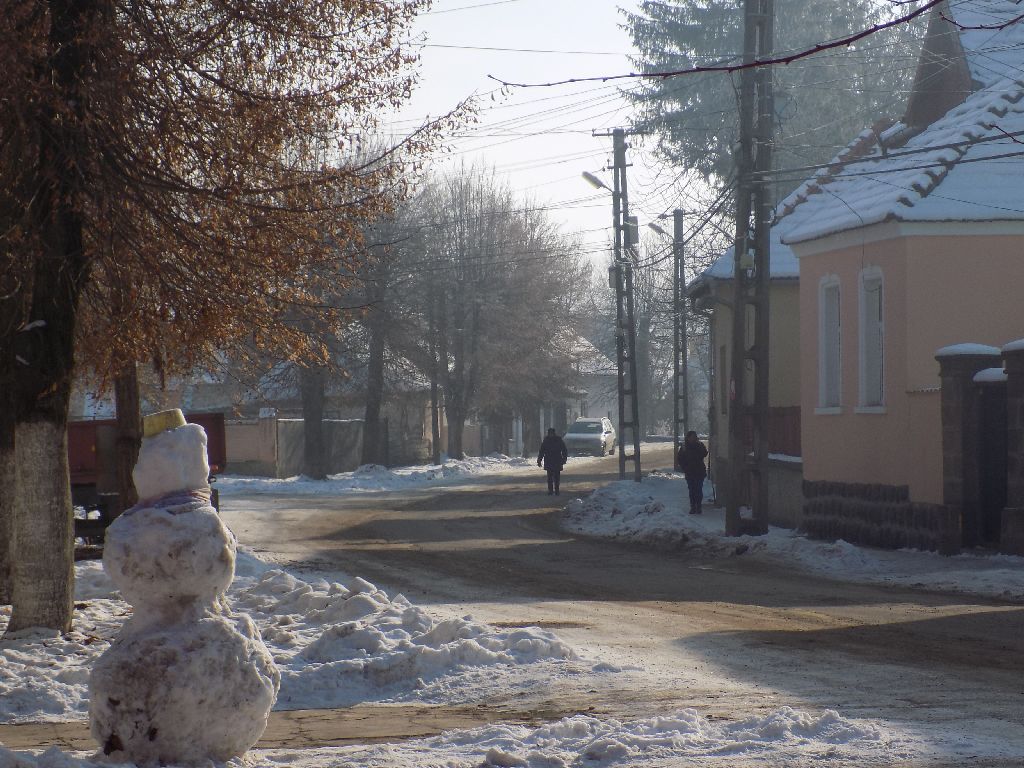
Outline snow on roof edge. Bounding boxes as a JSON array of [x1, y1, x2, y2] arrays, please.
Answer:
[[935, 342, 1002, 358], [974, 367, 1008, 383]]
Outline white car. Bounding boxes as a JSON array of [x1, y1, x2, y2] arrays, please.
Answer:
[[563, 417, 616, 456]]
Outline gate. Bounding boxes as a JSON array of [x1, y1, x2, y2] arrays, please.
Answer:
[[978, 382, 1008, 546]]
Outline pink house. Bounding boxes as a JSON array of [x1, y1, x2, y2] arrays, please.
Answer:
[[777, 0, 1024, 553]]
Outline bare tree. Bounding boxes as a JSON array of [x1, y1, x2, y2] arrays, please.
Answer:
[[0, 0, 459, 632]]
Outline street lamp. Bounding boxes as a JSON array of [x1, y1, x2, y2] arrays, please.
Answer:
[[581, 158, 641, 482], [647, 222, 669, 239], [581, 171, 610, 191]]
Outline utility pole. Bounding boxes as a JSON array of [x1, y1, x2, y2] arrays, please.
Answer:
[[594, 127, 642, 482], [726, 0, 774, 535], [672, 209, 689, 462]]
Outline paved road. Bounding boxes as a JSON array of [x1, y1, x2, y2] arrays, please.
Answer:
[[217, 445, 1024, 763]]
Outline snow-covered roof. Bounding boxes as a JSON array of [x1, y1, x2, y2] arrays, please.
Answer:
[[564, 334, 616, 377], [955, 0, 1024, 87], [699, 224, 799, 282], [779, 1, 1024, 245], [690, 125, 884, 289]]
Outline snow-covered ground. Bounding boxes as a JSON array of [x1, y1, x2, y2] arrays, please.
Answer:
[[3, 454, 1023, 766], [0, 548, 920, 768], [563, 469, 1024, 602], [215, 453, 540, 497]]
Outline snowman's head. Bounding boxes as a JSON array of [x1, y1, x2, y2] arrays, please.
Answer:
[[133, 423, 211, 501]]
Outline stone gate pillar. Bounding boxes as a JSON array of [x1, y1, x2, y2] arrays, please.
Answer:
[[936, 344, 1002, 548], [1001, 340, 1024, 555]]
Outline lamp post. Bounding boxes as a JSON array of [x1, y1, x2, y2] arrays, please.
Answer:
[[582, 136, 642, 482]]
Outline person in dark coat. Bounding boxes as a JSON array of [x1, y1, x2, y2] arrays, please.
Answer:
[[677, 431, 708, 514], [537, 427, 568, 496]]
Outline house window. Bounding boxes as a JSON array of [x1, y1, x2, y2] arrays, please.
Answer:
[[859, 268, 884, 407], [819, 276, 841, 409]]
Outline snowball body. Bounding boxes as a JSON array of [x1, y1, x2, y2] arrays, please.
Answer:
[[102, 503, 235, 627], [89, 421, 279, 766], [90, 613, 278, 765]]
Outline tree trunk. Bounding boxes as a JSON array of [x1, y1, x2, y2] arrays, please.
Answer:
[[0, 407, 13, 605], [430, 375, 441, 465], [445, 396, 465, 459], [522, 403, 541, 460], [429, 275, 446, 464], [299, 365, 327, 479], [361, 313, 386, 466], [4, 0, 101, 636], [8, 421, 75, 634], [113, 365, 141, 511]]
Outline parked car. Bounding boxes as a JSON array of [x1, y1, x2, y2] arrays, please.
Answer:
[[563, 417, 616, 456]]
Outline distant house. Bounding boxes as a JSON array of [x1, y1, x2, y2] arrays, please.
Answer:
[[569, 335, 618, 423], [687, 225, 803, 527], [778, 0, 1024, 552]]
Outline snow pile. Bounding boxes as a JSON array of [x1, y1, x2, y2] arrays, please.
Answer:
[[563, 471, 1024, 601], [564, 472, 718, 551], [217, 453, 534, 496], [0, 551, 577, 724], [0, 704, 921, 768], [419, 706, 906, 767], [231, 568, 576, 708]]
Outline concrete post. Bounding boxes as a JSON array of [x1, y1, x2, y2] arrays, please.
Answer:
[[935, 344, 1002, 548], [1001, 340, 1024, 554]]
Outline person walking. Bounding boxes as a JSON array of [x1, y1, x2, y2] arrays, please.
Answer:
[[537, 427, 568, 496], [677, 431, 708, 514]]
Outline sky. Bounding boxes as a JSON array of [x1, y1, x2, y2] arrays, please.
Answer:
[[389, 0, 683, 267]]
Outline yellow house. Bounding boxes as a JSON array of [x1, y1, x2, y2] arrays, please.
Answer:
[[688, 227, 803, 527], [781, 0, 1024, 553]]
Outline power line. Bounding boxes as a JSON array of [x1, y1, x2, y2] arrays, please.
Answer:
[[487, 0, 945, 88], [423, 44, 630, 56]]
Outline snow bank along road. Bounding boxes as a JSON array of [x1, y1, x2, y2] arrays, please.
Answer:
[[221, 444, 1024, 764]]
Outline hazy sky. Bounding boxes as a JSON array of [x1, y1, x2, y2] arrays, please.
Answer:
[[392, 0, 682, 266]]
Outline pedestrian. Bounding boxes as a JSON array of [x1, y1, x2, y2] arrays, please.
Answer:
[[677, 430, 708, 515], [537, 427, 568, 496]]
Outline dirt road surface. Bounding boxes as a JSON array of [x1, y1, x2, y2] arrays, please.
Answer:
[[220, 444, 1024, 764]]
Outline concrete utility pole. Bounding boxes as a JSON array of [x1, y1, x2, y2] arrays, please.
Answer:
[[594, 127, 642, 482], [672, 209, 689, 460], [726, 0, 774, 535]]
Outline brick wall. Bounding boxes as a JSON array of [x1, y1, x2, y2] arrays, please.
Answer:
[[802, 480, 960, 555]]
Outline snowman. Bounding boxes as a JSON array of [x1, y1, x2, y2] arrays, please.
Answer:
[[89, 409, 279, 766]]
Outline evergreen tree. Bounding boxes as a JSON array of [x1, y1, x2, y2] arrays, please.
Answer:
[[623, 0, 923, 189]]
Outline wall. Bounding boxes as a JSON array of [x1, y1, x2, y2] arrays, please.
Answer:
[[225, 419, 277, 476], [276, 419, 363, 478], [905, 235, 1024, 390], [797, 229, 1024, 504], [797, 235, 913, 490], [705, 278, 802, 473], [765, 457, 804, 528]]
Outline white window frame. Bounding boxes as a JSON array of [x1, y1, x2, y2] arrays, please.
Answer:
[[817, 275, 842, 413], [858, 266, 885, 411]]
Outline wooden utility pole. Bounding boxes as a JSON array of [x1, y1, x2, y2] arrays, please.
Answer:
[[595, 127, 642, 481], [672, 209, 689, 461], [726, 0, 774, 535]]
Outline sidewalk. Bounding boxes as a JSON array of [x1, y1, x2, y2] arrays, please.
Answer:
[[0, 702, 568, 752]]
